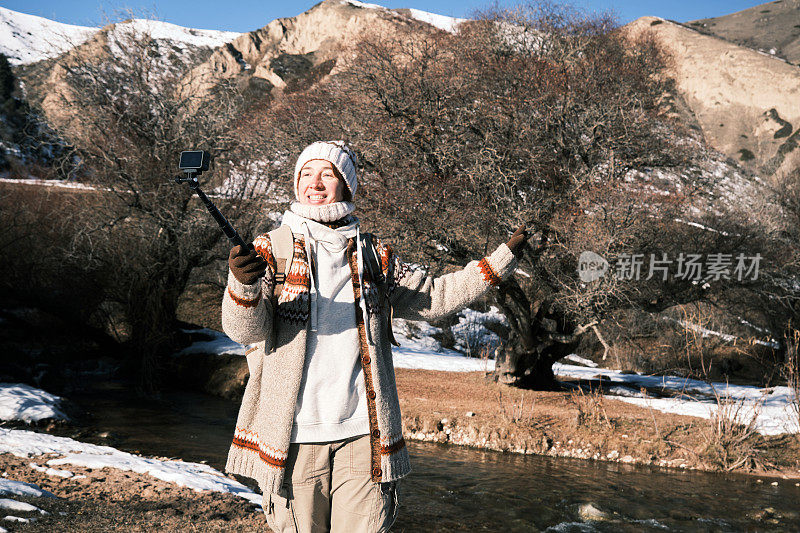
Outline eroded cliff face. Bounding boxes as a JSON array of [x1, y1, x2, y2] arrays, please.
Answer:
[[625, 17, 800, 180], [20, 20, 225, 137], [180, 0, 432, 102]]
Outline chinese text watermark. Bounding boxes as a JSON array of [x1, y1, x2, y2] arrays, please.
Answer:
[[578, 251, 761, 283]]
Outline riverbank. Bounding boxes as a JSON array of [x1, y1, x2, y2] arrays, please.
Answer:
[[394, 369, 800, 479], [0, 452, 264, 532]]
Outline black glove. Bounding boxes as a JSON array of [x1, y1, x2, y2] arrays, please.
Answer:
[[228, 245, 267, 285]]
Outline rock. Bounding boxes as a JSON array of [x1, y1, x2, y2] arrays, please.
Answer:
[[578, 503, 608, 521], [669, 509, 695, 521], [466, 411, 476, 417]]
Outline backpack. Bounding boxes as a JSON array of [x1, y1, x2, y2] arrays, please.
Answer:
[[266, 225, 399, 350]]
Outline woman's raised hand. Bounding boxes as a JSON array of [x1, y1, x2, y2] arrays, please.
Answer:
[[228, 245, 267, 285], [506, 224, 529, 259]]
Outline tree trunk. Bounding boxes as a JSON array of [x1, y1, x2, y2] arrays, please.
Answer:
[[493, 330, 578, 390]]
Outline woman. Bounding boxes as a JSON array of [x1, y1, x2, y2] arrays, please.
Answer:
[[222, 141, 527, 532]]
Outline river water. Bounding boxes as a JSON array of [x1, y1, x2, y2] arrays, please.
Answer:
[[69, 382, 800, 532]]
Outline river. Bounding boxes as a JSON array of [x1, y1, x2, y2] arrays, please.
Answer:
[[68, 381, 800, 532]]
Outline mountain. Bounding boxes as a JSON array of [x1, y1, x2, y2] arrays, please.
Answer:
[[688, 0, 800, 65], [625, 16, 800, 179], [181, 0, 462, 101], [6, 1, 463, 128], [0, 7, 241, 66], [0, 7, 95, 65]]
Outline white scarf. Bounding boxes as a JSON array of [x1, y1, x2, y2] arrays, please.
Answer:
[[289, 201, 355, 223]]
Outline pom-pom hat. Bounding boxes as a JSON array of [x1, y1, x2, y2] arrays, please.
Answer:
[[293, 141, 358, 201]]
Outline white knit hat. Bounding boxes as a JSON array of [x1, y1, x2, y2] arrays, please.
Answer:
[[293, 141, 358, 201]]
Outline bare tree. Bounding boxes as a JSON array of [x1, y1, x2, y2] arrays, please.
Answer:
[[252, 2, 783, 388], [20, 20, 270, 389]]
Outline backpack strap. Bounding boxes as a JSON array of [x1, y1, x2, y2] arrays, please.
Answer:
[[268, 224, 294, 299], [362, 233, 400, 347], [266, 224, 294, 352]]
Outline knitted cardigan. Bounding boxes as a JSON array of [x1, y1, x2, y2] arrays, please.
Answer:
[[222, 229, 517, 496]]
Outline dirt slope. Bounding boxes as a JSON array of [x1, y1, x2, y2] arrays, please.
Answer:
[[626, 16, 800, 179], [689, 0, 800, 64]]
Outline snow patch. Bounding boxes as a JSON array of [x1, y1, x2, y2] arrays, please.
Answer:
[[0, 429, 261, 506], [3, 516, 30, 523], [0, 177, 99, 191], [0, 383, 68, 423], [406, 9, 466, 33], [562, 354, 598, 368], [28, 463, 74, 479], [342, 0, 387, 10], [392, 345, 494, 372], [0, 499, 45, 514], [178, 328, 246, 356], [0, 479, 56, 499]]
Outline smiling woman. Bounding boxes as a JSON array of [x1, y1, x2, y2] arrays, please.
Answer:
[[220, 140, 527, 533]]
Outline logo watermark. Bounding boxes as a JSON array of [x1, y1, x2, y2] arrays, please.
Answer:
[[578, 252, 761, 282]]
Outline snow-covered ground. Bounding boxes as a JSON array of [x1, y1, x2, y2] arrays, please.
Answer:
[[0, 177, 98, 191], [406, 8, 466, 33], [0, 383, 68, 424], [0, 428, 261, 507], [553, 363, 799, 436], [0, 6, 96, 65]]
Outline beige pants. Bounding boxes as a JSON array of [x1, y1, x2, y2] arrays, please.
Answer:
[[263, 434, 400, 533]]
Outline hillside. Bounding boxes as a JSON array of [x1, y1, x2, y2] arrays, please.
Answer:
[[689, 0, 800, 64], [180, 0, 461, 101], [625, 16, 800, 179], [0, 6, 240, 66]]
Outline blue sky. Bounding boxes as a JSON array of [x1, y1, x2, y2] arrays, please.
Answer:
[[3, 0, 769, 32]]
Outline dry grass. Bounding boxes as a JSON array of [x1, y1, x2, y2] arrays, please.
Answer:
[[496, 388, 536, 426], [569, 387, 614, 430], [700, 384, 766, 472]]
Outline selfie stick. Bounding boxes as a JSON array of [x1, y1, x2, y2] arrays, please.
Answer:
[[175, 150, 249, 250]]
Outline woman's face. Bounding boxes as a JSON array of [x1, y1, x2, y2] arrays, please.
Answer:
[[297, 159, 346, 206]]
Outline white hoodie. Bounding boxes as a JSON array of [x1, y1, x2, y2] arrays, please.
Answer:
[[280, 209, 370, 443]]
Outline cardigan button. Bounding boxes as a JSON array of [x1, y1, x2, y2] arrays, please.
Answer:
[[372, 467, 382, 477], [372, 429, 380, 438], [368, 390, 376, 400], [362, 355, 371, 365]]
